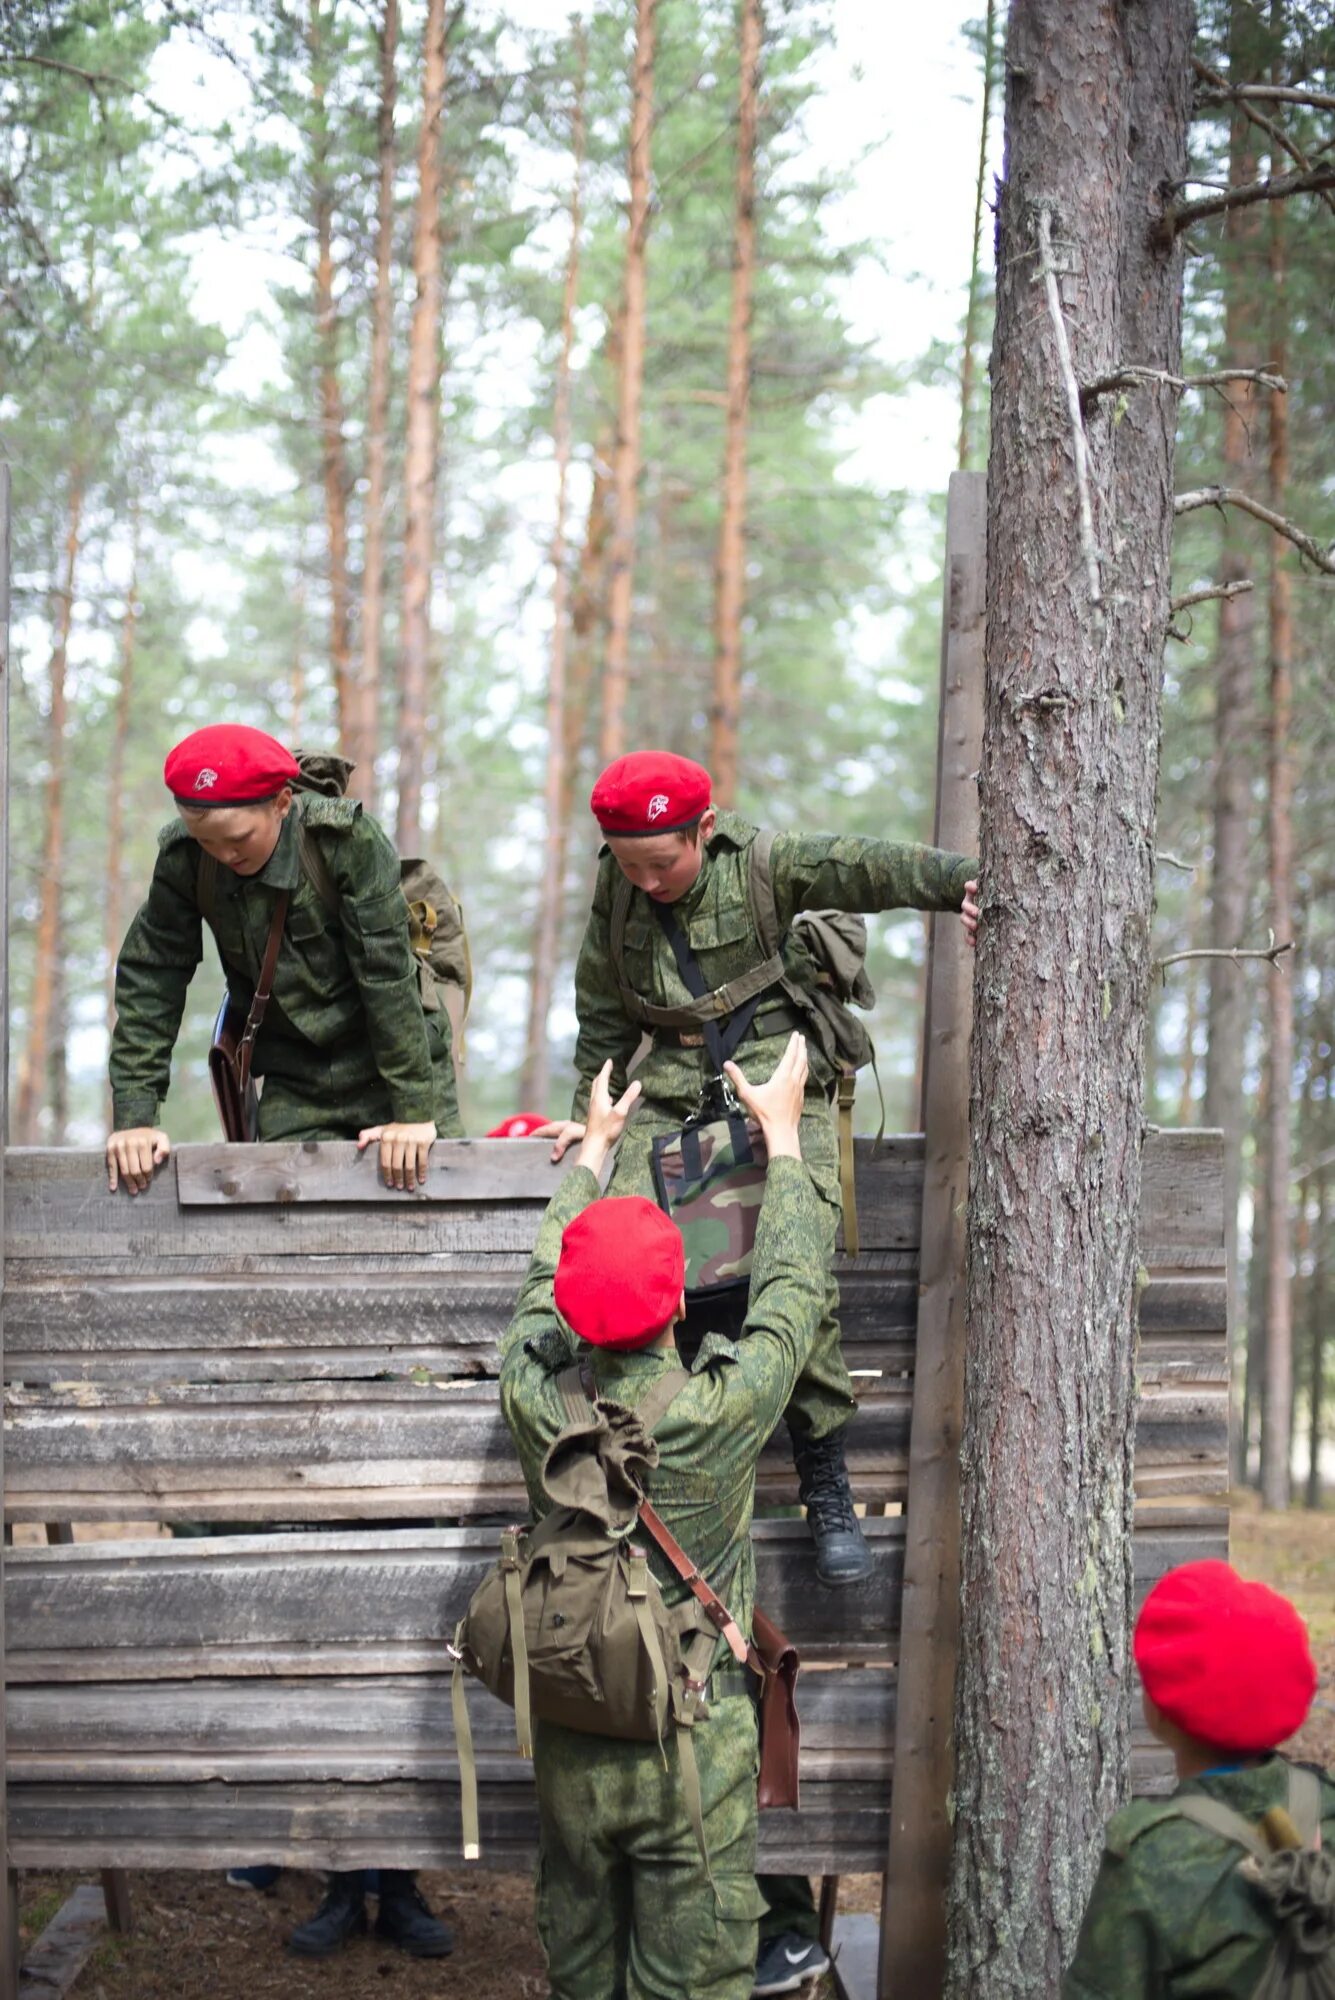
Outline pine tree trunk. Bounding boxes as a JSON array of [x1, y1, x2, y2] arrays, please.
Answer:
[[520, 26, 587, 1115], [289, 569, 306, 742], [1205, 0, 1268, 1489], [708, 0, 761, 809], [1260, 184, 1294, 1512], [104, 507, 141, 1045], [396, 0, 448, 855], [355, 0, 399, 808], [1306, 1154, 1328, 1509], [946, 3, 1192, 1991], [1244, 1063, 1270, 1485], [957, 0, 997, 471], [309, 0, 356, 758], [16, 468, 83, 1143], [599, 0, 656, 765]]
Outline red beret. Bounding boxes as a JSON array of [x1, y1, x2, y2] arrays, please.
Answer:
[[590, 752, 711, 837], [165, 725, 301, 807], [553, 1197, 686, 1350], [1135, 1560, 1317, 1751], [487, 1114, 548, 1138]]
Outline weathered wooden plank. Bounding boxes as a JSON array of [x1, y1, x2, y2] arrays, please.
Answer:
[[1138, 1130, 1225, 1250], [2, 1524, 907, 1672], [0, 456, 16, 2000], [15, 1883, 106, 2000], [883, 465, 985, 2000], [175, 1138, 570, 1205]]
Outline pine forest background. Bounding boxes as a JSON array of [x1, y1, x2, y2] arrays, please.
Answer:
[[1, 0, 1332, 1499]]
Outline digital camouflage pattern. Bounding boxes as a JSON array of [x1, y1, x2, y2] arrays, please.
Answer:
[[110, 792, 463, 1138], [570, 810, 973, 1436], [1063, 1756, 1335, 1999], [651, 1112, 768, 1293], [498, 1153, 827, 1999]]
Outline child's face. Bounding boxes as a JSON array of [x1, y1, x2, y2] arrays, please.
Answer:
[[179, 788, 292, 876]]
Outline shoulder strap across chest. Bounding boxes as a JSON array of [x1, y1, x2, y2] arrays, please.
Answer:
[[606, 841, 787, 1033]]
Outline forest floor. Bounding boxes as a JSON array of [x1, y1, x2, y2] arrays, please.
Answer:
[[16, 1498, 1333, 2000]]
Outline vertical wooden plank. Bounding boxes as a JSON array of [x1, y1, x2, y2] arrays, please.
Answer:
[[1, 464, 18, 2000], [879, 469, 985, 2000], [98, 1871, 134, 1936]]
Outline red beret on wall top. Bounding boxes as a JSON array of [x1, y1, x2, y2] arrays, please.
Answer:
[[164, 725, 301, 807], [590, 751, 712, 837], [1134, 1559, 1317, 1752], [553, 1197, 686, 1351], [486, 1114, 549, 1138]]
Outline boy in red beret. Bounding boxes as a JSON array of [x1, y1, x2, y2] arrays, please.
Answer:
[[1063, 1559, 1334, 1997], [539, 749, 979, 1589], [107, 724, 462, 1197], [499, 1034, 834, 1999]]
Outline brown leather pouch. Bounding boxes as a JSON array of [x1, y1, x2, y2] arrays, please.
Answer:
[[205, 891, 289, 1144], [751, 1605, 801, 1810]]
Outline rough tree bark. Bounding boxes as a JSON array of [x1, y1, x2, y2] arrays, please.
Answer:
[[16, 467, 84, 1144], [520, 24, 587, 1115], [308, 0, 356, 757], [599, 0, 656, 765], [104, 505, 140, 1043], [957, 0, 997, 471], [355, 0, 399, 808], [708, 0, 761, 809], [1260, 180, 1294, 1511], [396, 0, 448, 855], [1205, 0, 1269, 1488], [1305, 1147, 1328, 1510], [946, 3, 1193, 1994]]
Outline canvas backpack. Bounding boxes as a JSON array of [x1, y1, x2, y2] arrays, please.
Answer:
[[608, 824, 881, 1250], [197, 752, 473, 1066], [1167, 1764, 1335, 1998], [448, 1364, 752, 1871]]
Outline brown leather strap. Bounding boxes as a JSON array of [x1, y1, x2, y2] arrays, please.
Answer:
[[636, 1497, 754, 1671], [236, 892, 289, 1090]]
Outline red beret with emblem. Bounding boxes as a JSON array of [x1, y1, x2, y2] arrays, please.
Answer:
[[1134, 1560, 1317, 1751], [553, 1197, 686, 1351], [164, 725, 301, 807], [486, 1114, 549, 1138], [590, 751, 712, 837]]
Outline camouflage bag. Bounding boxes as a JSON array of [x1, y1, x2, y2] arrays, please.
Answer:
[[1171, 1763, 1335, 1999], [651, 1108, 769, 1297]]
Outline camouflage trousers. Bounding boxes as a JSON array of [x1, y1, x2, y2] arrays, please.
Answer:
[[255, 1010, 464, 1140], [608, 1091, 856, 1439], [532, 1696, 765, 2000]]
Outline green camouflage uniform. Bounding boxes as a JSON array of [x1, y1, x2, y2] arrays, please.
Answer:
[[570, 811, 974, 1439], [1063, 1756, 1335, 1998], [498, 1153, 828, 2000], [110, 793, 462, 1140]]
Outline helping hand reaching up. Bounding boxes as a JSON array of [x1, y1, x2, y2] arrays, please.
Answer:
[[722, 1033, 808, 1162], [574, 1062, 642, 1177]]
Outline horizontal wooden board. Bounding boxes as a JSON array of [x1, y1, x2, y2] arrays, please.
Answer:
[[3, 1130, 1219, 1263], [3, 1511, 1227, 1682], [174, 1138, 569, 1205]]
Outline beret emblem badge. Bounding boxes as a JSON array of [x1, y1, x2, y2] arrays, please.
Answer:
[[646, 793, 669, 822], [194, 768, 219, 792]]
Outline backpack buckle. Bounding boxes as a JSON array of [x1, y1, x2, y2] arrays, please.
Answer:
[[500, 1525, 525, 1569], [626, 1547, 649, 1600]]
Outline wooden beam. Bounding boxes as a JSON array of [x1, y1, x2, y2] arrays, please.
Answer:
[[0, 460, 17, 2000], [174, 1137, 569, 1205], [16, 1882, 105, 2000], [881, 468, 985, 2000]]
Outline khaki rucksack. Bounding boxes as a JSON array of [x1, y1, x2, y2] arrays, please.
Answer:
[[1169, 1764, 1335, 1998], [449, 1365, 746, 1871], [290, 753, 472, 1064]]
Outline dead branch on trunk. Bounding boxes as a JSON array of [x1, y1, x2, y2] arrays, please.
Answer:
[[1192, 57, 1335, 221], [1195, 77, 1335, 115], [1170, 578, 1255, 614], [1174, 486, 1335, 573], [1034, 202, 1102, 619], [1081, 364, 1284, 409], [1156, 932, 1293, 977], [1165, 161, 1335, 237]]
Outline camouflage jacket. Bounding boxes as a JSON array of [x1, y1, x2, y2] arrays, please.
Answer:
[[1063, 1755, 1335, 1998], [110, 793, 438, 1130], [499, 1153, 826, 1642], [569, 811, 975, 1119]]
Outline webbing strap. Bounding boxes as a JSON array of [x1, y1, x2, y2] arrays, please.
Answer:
[[1174, 1795, 1273, 1861], [1289, 1763, 1323, 1847], [652, 901, 768, 1073], [503, 1557, 532, 1757], [557, 1361, 692, 1439], [607, 865, 786, 1032], [629, 1580, 671, 1763], [837, 1073, 859, 1258], [296, 820, 340, 917], [675, 1723, 719, 1902], [450, 1644, 482, 1860]]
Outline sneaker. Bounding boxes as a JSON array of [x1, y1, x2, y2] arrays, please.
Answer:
[[754, 1930, 833, 1995], [287, 1873, 369, 1956], [373, 1871, 454, 1959], [791, 1425, 873, 1586], [226, 1865, 282, 1892]]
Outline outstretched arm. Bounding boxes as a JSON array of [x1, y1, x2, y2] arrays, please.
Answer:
[[769, 830, 977, 927]]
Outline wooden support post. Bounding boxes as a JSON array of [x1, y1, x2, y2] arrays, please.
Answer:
[[1, 465, 18, 2000], [818, 1874, 840, 1952], [879, 469, 985, 1999], [98, 1871, 133, 1937]]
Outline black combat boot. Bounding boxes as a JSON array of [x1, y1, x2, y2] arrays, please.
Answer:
[[287, 1872, 368, 1956], [791, 1425, 872, 1587], [374, 1871, 454, 1959]]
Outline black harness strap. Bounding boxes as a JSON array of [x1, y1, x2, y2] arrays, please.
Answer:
[[651, 901, 766, 1077]]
